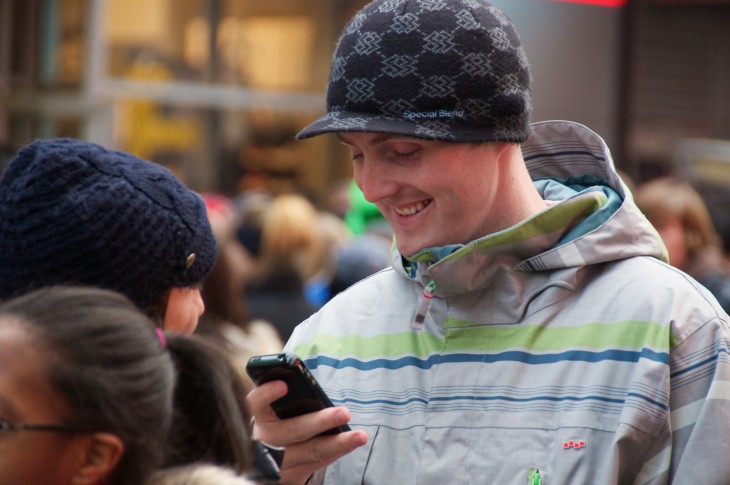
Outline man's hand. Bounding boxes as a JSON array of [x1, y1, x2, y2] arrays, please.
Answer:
[[247, 379, 369, 485]]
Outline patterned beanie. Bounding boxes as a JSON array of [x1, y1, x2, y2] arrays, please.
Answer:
[[297, 0, 532, 142], [0, 138, 217, 311]]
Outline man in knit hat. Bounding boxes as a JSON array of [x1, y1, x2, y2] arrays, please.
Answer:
[[247, 1, 730, 483], [0, 137, 217, 334]]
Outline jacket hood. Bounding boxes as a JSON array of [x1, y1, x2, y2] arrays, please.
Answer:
[[519, 120, 666, 270], [392, 120, 667, 298]]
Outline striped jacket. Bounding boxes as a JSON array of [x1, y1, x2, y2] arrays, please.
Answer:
[[286, 121, 730, 484]]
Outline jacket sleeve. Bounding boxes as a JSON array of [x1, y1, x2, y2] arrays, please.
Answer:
[[638, 315, 730, 484]]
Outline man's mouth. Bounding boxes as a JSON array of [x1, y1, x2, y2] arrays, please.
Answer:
[[395, 200, 431, 216]]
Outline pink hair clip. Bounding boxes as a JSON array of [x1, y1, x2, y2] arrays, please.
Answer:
[[155, 327, 167, 348]]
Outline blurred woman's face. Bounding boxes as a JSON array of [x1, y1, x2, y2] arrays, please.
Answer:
[[163, 287, 205, 335], [0, 318, 88, 484], [655, 216, 689, 269]]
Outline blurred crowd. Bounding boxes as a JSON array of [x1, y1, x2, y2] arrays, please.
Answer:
[[199, 177, 393, 351], [0, 138, 393, 485]]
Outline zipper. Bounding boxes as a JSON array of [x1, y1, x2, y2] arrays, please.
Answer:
[[531, 469, 542, 485], [529, 469, 542, 485], [411, 280, 436, 331]]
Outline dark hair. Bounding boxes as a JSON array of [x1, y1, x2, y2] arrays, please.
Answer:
[[164, 333, 254, 473], [0, 286, 175, 485], [0, 285, 256, 481], [199, 236, 250, 332]]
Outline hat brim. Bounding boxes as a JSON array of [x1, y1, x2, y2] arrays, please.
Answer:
[[296, 112, 426, 140], [296, 111, 483, 142], [296, 111, 528, 144]]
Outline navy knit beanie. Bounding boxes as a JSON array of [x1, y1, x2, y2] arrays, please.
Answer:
[[0, 138, 217, 311], [297, 0, 532, 143]]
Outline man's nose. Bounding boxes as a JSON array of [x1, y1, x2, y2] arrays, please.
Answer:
[[355, 158, 397, 204]]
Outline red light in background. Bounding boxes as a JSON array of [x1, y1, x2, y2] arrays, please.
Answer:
[[550, 0, 628, 6]]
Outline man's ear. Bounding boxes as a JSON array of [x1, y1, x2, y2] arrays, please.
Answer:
[[71, 432, 125, 485]]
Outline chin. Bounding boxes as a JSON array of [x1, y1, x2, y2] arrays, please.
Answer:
[[396, 243, 414, 257], [397, 241, 426, 258]]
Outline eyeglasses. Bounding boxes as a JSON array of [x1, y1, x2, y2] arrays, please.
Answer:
[[0, 419, 90, 433]]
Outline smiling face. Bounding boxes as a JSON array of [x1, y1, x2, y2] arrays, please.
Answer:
[[0, 318, 85, 485], [340, 132, 530, 257]]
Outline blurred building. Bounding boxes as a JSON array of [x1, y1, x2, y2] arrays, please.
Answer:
[[2, 0, 730, 208], [0, 0, 366, 202]]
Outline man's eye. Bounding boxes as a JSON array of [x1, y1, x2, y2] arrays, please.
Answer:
[[393, 149, 418, 159]]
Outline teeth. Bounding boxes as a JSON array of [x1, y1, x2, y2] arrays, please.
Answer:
[[396, 201, 426, 216]]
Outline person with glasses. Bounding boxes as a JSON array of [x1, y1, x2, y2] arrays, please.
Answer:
[[0, 286, 175, 484], [0, 286, 261, 485]]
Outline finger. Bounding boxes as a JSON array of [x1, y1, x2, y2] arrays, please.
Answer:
[[279, 430, 369, 484], [246, 381, 287, 415], [246, 380, 287, 422], [256, 406, 352, 447]]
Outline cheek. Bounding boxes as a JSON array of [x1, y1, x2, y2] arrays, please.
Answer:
[[657, 225, 684, 252], [0, 435, 74, 484], [188, 290, 205, 320], [657, 225, 688, 264], [441, 176, 488, 215], [163, 289, 202, 335]]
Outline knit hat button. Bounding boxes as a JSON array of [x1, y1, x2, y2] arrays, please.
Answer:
[[185, 253, 197, 269]]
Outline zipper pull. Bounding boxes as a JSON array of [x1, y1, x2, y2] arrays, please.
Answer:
[[530, 469, 542, 485], [411, 280, 436, 331]]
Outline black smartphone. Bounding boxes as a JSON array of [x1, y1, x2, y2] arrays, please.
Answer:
[[246, 352, 351, 435]]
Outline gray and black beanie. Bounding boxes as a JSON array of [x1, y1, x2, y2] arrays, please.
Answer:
[[297, 0, 532, 143], [0, 138, 217, 311]]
